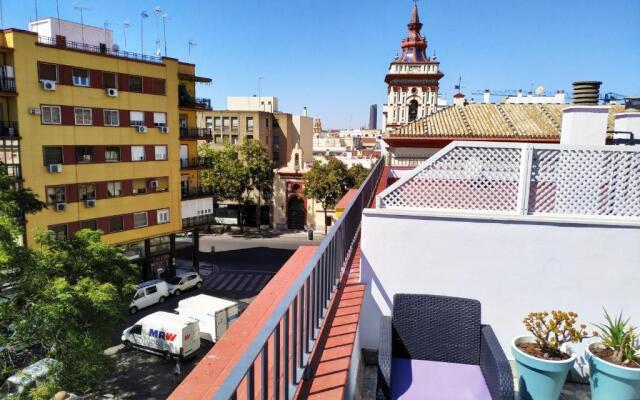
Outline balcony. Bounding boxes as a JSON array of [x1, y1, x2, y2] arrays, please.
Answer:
[[37, 35, 162, 63], [181, 185, 213, 199], [179, 127, 212, 141], [171, 141, 640, 399], [180, 157, 212, 170], [0, 77, 16, 94], [179, 96, 212, 110], [0, 121, 18, 138], [170, 159, 386, 399]]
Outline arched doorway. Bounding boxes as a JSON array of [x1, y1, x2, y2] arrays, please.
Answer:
[[287, 196, 306, 230], [408, 99, 419, 122]]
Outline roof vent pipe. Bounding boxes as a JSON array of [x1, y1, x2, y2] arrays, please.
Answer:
[[572, 81, 601, 105]]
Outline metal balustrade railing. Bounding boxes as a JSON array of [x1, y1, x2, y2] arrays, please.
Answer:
[[0, 77, 16, 93], [0, 121, 18, 137], [208, 158, 384, 399], [179, 127, 213, 140], [37, 35, 162, 63], [180, 157, 212, 169]]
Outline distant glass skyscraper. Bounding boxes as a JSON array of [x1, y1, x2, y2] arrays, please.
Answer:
[[369, 105, 377, 130]]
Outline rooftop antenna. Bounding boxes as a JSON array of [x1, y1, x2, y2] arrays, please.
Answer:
[[0, 0, 4, 29], [103, 21, 109, 44], [455, 76, 463, 94], [73, 6, 91, 45], [33, 0, 38, 35], [258, 76, 264, 111], [153, 6, 162, 56], [161, 13, 168, 56], [122, 20, 130, 50], [55, 0, 61, 34], [188, 40, 197, 63], [140, 10, 149, 54]]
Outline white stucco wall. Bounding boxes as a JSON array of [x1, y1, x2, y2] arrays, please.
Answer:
[[359, 209, 640, 356], [30, 18, 114, 48]]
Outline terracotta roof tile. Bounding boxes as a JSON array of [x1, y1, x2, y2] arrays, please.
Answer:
[[391, 103, 625, 139]]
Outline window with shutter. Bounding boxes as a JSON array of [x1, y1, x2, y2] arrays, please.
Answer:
[[104, 110, 120, 126], [128, 76, 143, 92], [130, 111, 145, 126], [38, 62, 58, 81], [102, 72, 117, 88], [133, 212, 148, 228], [41, 106, 61, 124], [131, 146, 145, 161], [74, 108, 92, 125], [72, 68, 90, 86], [153, 112, 167, 127]]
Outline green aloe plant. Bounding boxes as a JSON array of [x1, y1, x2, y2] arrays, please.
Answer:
[[592, 309, 640, 367]]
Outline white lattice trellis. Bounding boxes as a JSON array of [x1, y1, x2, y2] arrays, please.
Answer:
[[378, 142, 640, 220]]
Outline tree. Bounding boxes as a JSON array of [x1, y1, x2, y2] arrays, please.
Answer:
[[302, 158, 350, 234], [199, 144, 250, 231], [0, 166, 138, 396], [347, 164, 370, 189], [239, 140, 275, 231]]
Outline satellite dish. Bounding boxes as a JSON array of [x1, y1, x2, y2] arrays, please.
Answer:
[[112, 43, 120, 52], [535, 86, 545, 96]]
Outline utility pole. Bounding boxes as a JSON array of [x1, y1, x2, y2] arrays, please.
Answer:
[[140, 11, 149, 54], [74, 6, 90, 46], [103, 21, 109, 44]]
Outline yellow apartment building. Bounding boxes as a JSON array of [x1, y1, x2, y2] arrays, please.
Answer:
[[0, 27, 210, 279]]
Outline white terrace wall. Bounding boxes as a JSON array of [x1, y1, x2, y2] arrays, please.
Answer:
[[359, 209, 640, 356]]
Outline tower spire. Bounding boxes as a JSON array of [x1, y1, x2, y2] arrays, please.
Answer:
[[397, 2, 427, 63]]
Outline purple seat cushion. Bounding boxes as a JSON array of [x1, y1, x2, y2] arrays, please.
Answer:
[[391, 357, 491, 400]]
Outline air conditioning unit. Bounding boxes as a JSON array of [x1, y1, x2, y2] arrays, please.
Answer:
[[148, 180, 158, 188], [106, 88, 118, 97], [84, 199, 96, 208], [136, 125, 148, 133], [55, 202, 66, 212], [159, 126, 169, 133], [29, 108, 41, 115], [41, 80, 57, 91], [48, 163, 63, 173]]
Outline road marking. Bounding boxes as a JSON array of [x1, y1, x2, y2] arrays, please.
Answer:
[[207, 272, 229, 288], [234, 275, 253, 292], [215, 273, 236, 290], [225, 274, 245, 291], [256, 275, 271, 290]]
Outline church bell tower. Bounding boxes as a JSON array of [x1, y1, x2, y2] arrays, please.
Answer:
[[382, 3, 444, 131]]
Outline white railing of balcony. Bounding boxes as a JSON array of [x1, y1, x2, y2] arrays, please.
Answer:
[[377, 141, 640, 221]]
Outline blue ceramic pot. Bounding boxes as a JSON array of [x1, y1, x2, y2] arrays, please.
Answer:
[[586, 344, 640, 400], [512, 336, 576, 400]]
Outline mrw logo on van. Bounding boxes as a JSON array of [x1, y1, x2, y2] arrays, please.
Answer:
[[149, 329, 177, 342]]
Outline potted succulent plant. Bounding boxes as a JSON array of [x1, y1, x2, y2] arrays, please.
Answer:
[[512, 311, 588, 400], [586, 309, 640, 400]]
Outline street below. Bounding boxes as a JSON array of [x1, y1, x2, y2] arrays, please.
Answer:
[[99, 230, 322, 399]]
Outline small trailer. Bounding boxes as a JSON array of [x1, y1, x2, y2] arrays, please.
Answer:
[[175, 294, 244, 342]]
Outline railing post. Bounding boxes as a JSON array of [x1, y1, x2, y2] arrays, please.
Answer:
[[517, 145, 533, 215]]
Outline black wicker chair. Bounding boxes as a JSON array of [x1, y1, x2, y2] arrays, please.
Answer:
[[377, 294, 514, 400]]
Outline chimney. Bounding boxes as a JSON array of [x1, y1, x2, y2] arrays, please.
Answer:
[[483, 89, 490, 104], [560, 105, 610, 146], [612, 112, 640, 144], [303, 106, 308, 117], [453, 93, 465, 107], [572, 81, 601, 105]]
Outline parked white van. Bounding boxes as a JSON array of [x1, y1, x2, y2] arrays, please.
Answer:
[[129, 280, 169, 314], [175, 294, 243, 342], [121, 311, 200, 360]]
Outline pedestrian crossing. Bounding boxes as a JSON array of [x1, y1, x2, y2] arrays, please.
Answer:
[[203, 270, 273, 294]]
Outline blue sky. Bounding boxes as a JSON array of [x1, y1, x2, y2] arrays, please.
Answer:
[[4, 0, 640, 128]]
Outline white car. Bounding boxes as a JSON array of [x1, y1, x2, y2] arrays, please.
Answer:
[[166, 272, 203, 296], [129, 280, 169, 314]]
